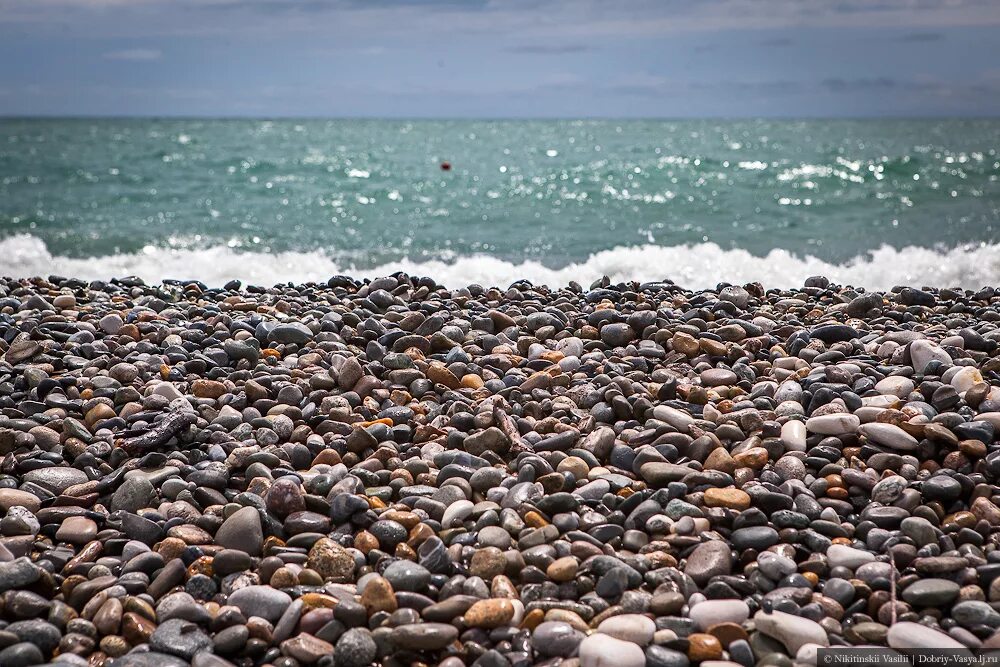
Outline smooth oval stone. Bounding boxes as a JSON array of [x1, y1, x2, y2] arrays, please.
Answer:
[[391, 623, 459, 650], [596, 614, 656, 646], [805, 414, 860, 435], [731, 526, 779, 551], [23, 468, 88, 493], [685, 541, 733, 585], [227, 585, 292, 623], [689, 599, 750, 630], [532, 621, 585, 658], [579, 633, 646, 667], [901, 579, 960, 607], [652, 406, 695, 431], [887, 622, 969, 651], [701, 369, 738, 387], [780, 420, 806, 452], [383, 560, 431, 592], [753, 610, 829, 654], [859, 423, 919, 451], [214, 506, 263, 556], [826, 544, 876, 570], [951, 601, 1000, 629], [875, 376, 914, 398]]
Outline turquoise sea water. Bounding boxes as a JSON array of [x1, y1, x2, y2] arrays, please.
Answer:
[[1, 118, 998, 288]]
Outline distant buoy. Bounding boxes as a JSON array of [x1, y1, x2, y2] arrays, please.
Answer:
[[440, 161, 451, 171]]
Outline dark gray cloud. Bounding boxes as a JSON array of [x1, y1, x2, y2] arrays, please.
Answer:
[[821, 77, 897, 91], [819, 76, 1000, 97], [102, 48, 163, 61], [609, 78, 805, 97], [899, 31, 944, 41], [505, 44, 596, 55], [210, 0, 490, 11]]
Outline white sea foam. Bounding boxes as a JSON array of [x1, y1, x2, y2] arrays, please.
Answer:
[[2, 234, 998, 291]]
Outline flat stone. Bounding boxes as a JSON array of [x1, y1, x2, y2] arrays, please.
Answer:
[[887, 622, 968, 650], [149, 619, 213, 660], [0, 558, 40, 593], [0, 643, 44, 667], [215, 506, 263, 556], [596, 614, 656, 645], [464, 427, 510, 456], [875, 376, 915, 398], [0, 490, 41, 514], [227, 585, 292, 623], [689, 600, 750, 631], [532, 621, 585, 658], [652, 405, 695, 431], [901, 579, 960, 607], [391, 623, 459, 651], [703, 488, 751, 511], [55, 516, 98, 544], [645, 645, 692, 667], [270, 323, 312, 345], [952, 601, 1000, 629], [464, 598, 516, 628], [684, 541, 733, 586], [701, 369, 738, 387], [753, 610, 829, 654], [579, 633, 646, 667], [805, 414, 860, 435], [641, 462, 694, 487], [282, 633, 335, 664], [110, 477, 156, 513], [859, 423, 919, 451], [23, 467, 88, 494], [383, 560, 431, 592], [826, 544, 876, 570]]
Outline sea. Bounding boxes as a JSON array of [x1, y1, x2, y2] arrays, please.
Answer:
[[1, 118, 998, 290]]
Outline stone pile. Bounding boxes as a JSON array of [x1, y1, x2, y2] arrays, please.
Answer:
[[0, 274, 999, 666]]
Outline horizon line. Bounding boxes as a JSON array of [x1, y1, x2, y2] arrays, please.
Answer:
[[2, 113, 999, 122]]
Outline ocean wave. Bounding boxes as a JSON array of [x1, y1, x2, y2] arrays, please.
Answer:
[[2, 234, 998, 291]]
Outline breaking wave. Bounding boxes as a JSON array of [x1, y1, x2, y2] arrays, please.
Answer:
[[2, 234, 998, 291]]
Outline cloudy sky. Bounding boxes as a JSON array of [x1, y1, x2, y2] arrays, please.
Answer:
[[0, 0, 998, 117]]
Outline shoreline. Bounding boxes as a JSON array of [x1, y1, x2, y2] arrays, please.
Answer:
[[6, 233, 1000, 292], [1, 273, 999, 665]]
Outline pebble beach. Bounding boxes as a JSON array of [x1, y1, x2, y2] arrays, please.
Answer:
[[2, 272, 1000, 667]]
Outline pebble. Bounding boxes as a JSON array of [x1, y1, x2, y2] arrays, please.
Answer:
[[689, 600, 750, 630], [149, 619, 213, 660], [392, 623, 459, 650], [753, 610, 829, 654], [805, 414, 860, 435], [531, 621, 585, 657], [596, 613, 656, 645], [214, 506, 263, 555], [335, 628, 377, 667], [227, 585, 292, 623], [902, 579, 961, 606], [826, 544, 876, 570], [859, 423, 919, 451], [685, 541, 733, 585], [464, 599, 516, 628], [887, 622, 969, 650], [579, 633, 647, 667]]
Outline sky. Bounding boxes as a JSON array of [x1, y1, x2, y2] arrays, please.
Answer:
[[0, 0, 999, 117]]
